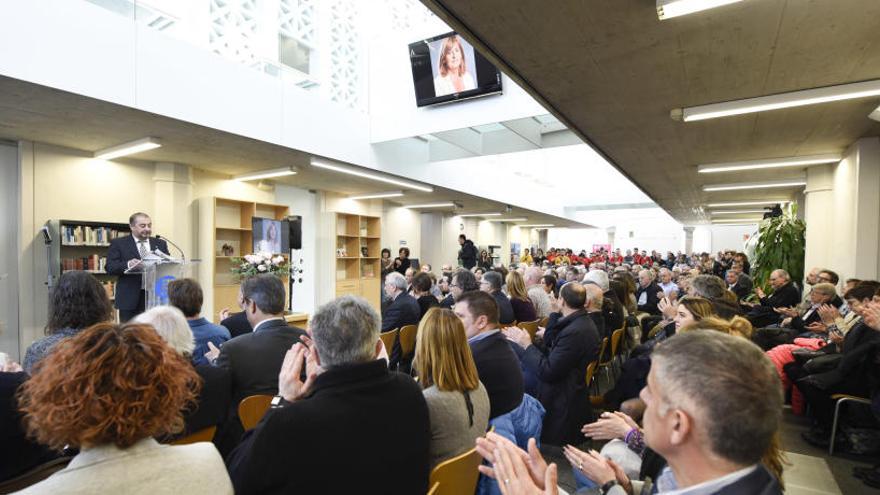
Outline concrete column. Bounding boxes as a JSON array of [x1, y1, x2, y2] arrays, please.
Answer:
[[683, 226, 695, 255], [419, 212, 444, 269], [606, 226, 616, 248], [152, 162, 193, 257], [803, 137, 880, 281]]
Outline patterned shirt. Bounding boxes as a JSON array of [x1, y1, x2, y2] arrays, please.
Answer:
[[23, 327, 80, 374]]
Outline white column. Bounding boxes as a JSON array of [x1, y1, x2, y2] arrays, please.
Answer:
[[803, 164, 835, 278], [152, 162, 193, 257], [683, 226, 695, 255], [606, 226, 616, 247]]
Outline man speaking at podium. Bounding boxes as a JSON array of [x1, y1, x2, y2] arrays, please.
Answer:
[[106, 212, 169, 322]]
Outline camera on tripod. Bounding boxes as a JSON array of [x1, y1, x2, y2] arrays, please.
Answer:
[[763, 204, 783, 219]]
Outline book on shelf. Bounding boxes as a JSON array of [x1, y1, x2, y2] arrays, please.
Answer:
[[61, 225, 125, 246], [62, 255, 107, 272]]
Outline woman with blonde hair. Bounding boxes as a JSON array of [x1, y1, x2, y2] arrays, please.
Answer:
[[506, 270, 537, 323], [433, 34, 475, 97], [415, 308, 489, 467]]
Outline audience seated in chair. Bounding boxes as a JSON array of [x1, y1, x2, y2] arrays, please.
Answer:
[[134, 306, 231, 439], [23, 271, 113, 374], [15, 322, 233, 494], [525, 266, 552, 319], [752, 283, 841, 351], [383, 271, 421, 370], [635, 270, 661, 315], [481, 271, 516, 325], [226, 295, 430, 494], [167, 278, 231, 366], [415, 308, 489, 468], [747, 269, 802, 328], [506, 270, 537, 324], [503, 282, 599, 445], [412, 272, 440, 319]]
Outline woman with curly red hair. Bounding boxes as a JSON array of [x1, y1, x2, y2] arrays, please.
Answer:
[[15, 322, 233, 494]]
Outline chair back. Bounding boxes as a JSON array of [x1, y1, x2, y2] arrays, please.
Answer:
[[538, 316, 549, 328], [518, 319, 540, 340], [0, 457, 72, 494], [428, 446, 482, 495], [171, 426, 217, 445], [379, 329, 398, 355], [238, 394, 273, 431], [597, 337, 609, 365], [427, 482, 440, 495], [399, 324, 418, 358], [585, 360, 598, 388], [610, 327, 624, 359]]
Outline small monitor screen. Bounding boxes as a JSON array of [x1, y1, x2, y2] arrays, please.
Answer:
[[409, 31, 503, 107], [252, 217, 289, 254]]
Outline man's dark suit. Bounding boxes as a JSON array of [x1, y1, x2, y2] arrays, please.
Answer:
[[713, 465, 781, 494], [226, 359, 430, 495], [221, 311, 253, 338], [215, 318, 307, 407], [515, 309, 599, 445], [748, 282, 801, 328], [469, 331, 525, 419], [635, 282, 661, 315], [383, 293, 421, 370], [183, 364, 232, 436], [105, 235, 169, 321], [729, 273, 754, 300]]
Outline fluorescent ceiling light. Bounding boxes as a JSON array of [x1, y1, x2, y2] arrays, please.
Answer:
[[311, 158, 434, 193], [520, 224, 554, 228], [697, 154, 841, 173], [657, 0, 742, 20], [703, 179, 806, 192], [711, 218, 762, 224], [457, 213, 502, 218], [348, 191, 403, 200], [706, 200, 790, 207], [710, 210, 766, 215], [404, 202, 456, 209], [870, 104, 880, 122], [675, 79, 880, 122], [94, 137, 162, 160], [487, 217, 528, 222], [233, 166, 297, 181]]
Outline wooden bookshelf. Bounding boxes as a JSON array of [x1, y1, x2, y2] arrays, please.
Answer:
[[335, 213, 381, 311], [207, 198, 289, 321], [57, 219, 130, 312]]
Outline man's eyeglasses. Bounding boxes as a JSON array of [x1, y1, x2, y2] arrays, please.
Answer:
[[449, 283, 460, 288]]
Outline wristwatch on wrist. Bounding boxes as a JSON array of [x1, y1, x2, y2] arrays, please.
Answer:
[[270, 395, 291, 409], [600, 479, 620, 495]]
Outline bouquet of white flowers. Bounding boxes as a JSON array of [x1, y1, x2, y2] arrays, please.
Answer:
[[231, 252, 289, 280]]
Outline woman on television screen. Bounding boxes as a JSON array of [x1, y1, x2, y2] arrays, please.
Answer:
[[433, 35, 475, 97], [257, 220, 281, 254]]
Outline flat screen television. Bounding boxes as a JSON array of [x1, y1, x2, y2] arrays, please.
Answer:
[[252, 217, 290, 254], [408, 31, 503, 107]]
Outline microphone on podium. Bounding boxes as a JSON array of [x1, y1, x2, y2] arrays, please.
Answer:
[[155, 235, 185, 263]]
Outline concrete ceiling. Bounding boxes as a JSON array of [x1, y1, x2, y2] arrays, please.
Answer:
[[0, 75, 585, 228], [419, 0, 880, 223]]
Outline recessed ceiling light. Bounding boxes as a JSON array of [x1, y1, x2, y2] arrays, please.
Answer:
[[487, 217, 528, 222], [697, 154, 841, 174], [404, 202, 456, 209], [233, 166, 298, 181], [702, 179, 806, 192], [311, 158, 434, 193], [673, 79, 880, 122], [457, 213, 503, 218], [94, 137, 162, 160], [348, 191, 404, 200], [706, 200, 790, 208], [657, 0, 742, 20]]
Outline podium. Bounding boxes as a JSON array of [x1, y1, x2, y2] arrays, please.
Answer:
[[125, 254, 200, 309]]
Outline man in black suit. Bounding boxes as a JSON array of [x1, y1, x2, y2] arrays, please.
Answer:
[[105, 212, 170, 322], [481, 270, 515, 325], [747, 268, 801, 327], [504, 282, 599, 445], [206, 275, 306, 407], [382, 271, 421, 370], [635, 269, 661, 315], [227, 295, 430, 494], [454, 290, 524, 420]]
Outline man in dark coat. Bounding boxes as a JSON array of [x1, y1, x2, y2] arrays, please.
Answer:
[[458, 234, 478, 270], [105, 212, 169, 322], [747, 269, 801, 327], [382, 272, 421, 370], [482, 271, 515, 325], [227, 295, 430, 494], [505, 282, 599, 445], [635, 270, 661, 315]]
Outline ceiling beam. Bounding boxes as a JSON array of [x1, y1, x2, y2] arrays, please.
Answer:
[[500, 117, 542, 147]]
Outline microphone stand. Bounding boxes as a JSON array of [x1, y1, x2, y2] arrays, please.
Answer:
[[155, 235, 185, 263]]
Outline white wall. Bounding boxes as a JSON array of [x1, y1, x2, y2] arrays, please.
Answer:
[[707, 224, 756, 253]]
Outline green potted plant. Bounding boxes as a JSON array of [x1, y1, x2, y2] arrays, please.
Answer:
[[750, 203, 806, 292]]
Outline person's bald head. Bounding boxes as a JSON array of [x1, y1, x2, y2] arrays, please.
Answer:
[[584, 284, 604, 311]]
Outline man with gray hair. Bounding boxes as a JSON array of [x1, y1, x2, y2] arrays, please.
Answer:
[[525, 266, 551, 319], [571, 331, 783, 493], [382, 271, 421, 370], [227, 295, 430, 494], [747, 269, 801, 328]]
